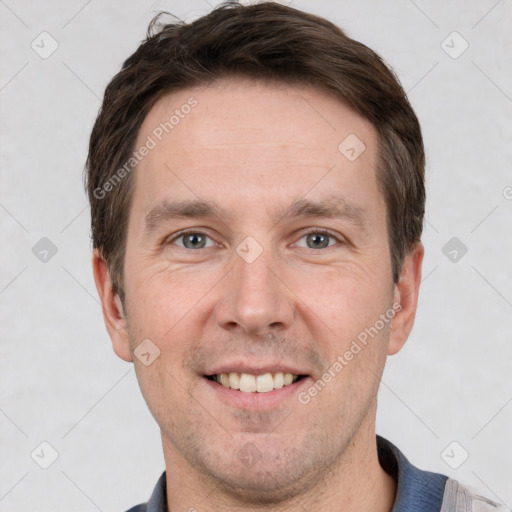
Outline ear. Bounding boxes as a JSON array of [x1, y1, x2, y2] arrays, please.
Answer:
[[92, 250, 133, 362], [388, 242, 424, 355]]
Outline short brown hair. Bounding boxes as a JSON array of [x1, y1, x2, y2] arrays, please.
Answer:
[[85, 1, 425, 300]]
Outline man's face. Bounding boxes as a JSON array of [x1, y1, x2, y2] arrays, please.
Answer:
[[102, 79, 412, 499]]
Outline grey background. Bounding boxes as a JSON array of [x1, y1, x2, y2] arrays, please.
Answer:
[[1, 0, 511, 510]]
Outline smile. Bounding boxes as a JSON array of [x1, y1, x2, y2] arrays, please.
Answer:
[[207, 372, 302, 393]]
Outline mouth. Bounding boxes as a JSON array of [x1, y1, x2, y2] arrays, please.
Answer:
[[205, 372, 306, 393]]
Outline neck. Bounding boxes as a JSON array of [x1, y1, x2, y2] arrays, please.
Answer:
[[162, 415, 396, 511]]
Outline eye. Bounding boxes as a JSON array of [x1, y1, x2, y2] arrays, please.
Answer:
[[170, 231, 216, 250], [295, 229, 342, 249]]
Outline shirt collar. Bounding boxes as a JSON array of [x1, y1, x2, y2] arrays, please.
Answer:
[[144, 471, 167, 512], [377, 435, 447, 512]]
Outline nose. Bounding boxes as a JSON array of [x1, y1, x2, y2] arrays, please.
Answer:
[[213, 243, 294, 337]]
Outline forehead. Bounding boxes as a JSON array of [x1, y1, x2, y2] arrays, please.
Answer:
[[131, 78, 382, 225]]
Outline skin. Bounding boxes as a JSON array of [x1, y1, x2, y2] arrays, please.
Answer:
[[93, 78, 423, 511]]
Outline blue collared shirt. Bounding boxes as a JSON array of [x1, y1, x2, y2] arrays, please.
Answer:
[[126, 436, 448, 512]]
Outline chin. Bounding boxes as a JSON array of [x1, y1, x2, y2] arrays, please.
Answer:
[[198, 442, 334, 506], [213, 464, 311, 504]]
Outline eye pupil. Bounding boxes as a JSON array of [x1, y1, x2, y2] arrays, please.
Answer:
[[183, 233, 206, 249], [307, 233, 329, 249]]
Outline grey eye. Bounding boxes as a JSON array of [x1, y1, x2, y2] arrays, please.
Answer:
[[174, 232, 214, 249], [296, 232, 337, 249], [307, 233, 329, 249]]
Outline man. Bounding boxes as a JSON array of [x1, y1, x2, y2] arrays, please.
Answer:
[[86, 2, 503, 511]]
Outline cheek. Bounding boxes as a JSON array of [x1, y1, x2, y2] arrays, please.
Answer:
[[124, 259, 208, 339], [292, 263, 392, 342], [133, 358, 196, 441]]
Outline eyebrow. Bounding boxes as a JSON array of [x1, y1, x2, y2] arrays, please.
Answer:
[[270, 196, 366, 229], [144, 196, 366, 233], [144, 199, 225, 232]]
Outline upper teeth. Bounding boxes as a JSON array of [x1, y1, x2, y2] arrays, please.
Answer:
[[214, 372, 298, 393]]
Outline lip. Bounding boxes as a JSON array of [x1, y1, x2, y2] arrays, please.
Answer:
[[202, 374, 311, 411], [205, 362, 308, 377]]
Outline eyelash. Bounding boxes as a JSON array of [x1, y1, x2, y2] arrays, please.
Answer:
[[167, 228, 344, 250]]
